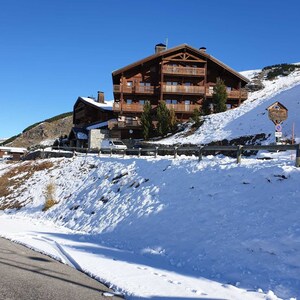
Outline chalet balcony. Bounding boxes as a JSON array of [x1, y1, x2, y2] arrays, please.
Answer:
[[227, 89, 248, 99], [113, 102, 147, 113], [162, 85, 205, 95], [108, 119, 141, 130], [113, 85, 155, 95], [163, 66, 205, 76], [166, 103, 201, 113], [205, 87, 248, 99], [113, 85, 132, 94]]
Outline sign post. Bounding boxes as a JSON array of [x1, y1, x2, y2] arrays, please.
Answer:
[[267, 102, 288, 144]]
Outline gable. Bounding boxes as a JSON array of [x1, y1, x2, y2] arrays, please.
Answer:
[[112, 44, 249, 84]]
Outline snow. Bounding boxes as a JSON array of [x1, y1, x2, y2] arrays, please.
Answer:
[[1, 68, 300, 300], [80, 97, 113, 110]]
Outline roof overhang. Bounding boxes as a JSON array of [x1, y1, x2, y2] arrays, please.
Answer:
[[112, 44, 249, 84]]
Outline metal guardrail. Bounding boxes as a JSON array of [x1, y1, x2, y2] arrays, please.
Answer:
[[29, 144, 300, 167]]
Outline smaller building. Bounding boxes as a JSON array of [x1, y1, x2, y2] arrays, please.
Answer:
[[70, 92, 114, 148], [0, 147, 27, 160]]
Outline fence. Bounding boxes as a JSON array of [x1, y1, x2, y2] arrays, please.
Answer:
[[26, 144, 300, 167]]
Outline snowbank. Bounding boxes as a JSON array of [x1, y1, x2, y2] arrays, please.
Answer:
[[0, 153, 299, 299]]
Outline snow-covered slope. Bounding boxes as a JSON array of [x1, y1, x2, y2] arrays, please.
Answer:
[[1, 152, 300, 300], [1, 67, 300, 300], [160, 67, 300, 145]]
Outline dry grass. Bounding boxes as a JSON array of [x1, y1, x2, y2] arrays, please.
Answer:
[[42, 182, 57, 211], [0, 160, 54, 210]]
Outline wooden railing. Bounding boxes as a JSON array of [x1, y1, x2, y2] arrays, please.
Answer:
[[166, 103, 200, 113], [113, 102, 145, 112], [135, 86, 155, 94], [162, 85, 205, 94], [108, 119, 141, 129], [113, 85, 133, 93], [162, 66, 205, 76], [113, 85, 155, 94], [206, 88, 248, 99], [33, 144, 300, 168]]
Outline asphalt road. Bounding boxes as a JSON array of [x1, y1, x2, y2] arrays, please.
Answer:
[[0, 237, 123, 300]]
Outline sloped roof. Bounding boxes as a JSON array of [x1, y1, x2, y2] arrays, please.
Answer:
[[75, 97, 113, 111], [267, 101, 288, 111], [112, 44, 249, 84]]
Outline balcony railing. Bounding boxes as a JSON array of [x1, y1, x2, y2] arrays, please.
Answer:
[[227, 89, 248, 99], [162, 85, 205, 94], [113, 102, 145, 112], [163, 66, 205, 76], [113, 85, 155, 94], [113, 85, 133, 94], [166, 103, 201, 113], [108, 119, 141, 129], [205, 87, 248, 99]]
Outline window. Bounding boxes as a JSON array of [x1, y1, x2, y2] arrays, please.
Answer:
[[127, 81, 133, 86], [139, 100, 145, 105], [184, 82, 191, 86], [126, 99, 132, 104], [166, 99, 177, 104], [185, 100, 191, 105], [166, 81, 178, 86], [140, 82, 151, 86]]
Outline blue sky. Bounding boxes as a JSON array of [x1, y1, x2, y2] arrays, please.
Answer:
[[1, 0, 300, 138]]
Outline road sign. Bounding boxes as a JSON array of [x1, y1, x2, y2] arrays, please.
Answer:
[[275, 131, 282, 137], [275, 124, 282, 132]]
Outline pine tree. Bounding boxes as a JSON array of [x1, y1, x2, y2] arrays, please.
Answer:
[[157, 101, 171, 136], [169, 108, 177, 132], [140, 101, 153, 140], [212, 78, 228, 113], [191, 108, 201, 127]]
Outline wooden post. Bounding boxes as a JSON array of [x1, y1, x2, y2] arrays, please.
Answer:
[[198, 146, 203, 162], [174, 146, 178, 159], [138, 148, 141, 158], [155, 147, 158, 158], [296, 144, 300, 167], [237, 145, 242, 164], [110, 147, 112, 157]]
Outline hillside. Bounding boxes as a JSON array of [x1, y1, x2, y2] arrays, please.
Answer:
[[5, 113, 73, 148], [1, 66, 300, 300]]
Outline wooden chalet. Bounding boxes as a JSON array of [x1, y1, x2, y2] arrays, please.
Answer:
[[110, 43, 249, 138], [0, 146, 27, 161], [70, 92, 114, 147]]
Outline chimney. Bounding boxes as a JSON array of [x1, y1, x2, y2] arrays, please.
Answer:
[[155, 43, 166, 54], [199, 47, 207, 53], [97, 91, 104, 103]]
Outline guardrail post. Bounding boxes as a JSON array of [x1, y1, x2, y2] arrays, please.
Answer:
[[123, 149, 125, 158], [98, 150, 101, 157], [174, 146, 178, 159], [237, 145, 242, 164], [198, 146, 203, 162], [296, 144, 300, 167], [155, 147, 158, 158], [110, 147, 112, 157], [138, 148, 141, 158]]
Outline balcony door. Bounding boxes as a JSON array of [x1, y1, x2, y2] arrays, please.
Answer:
[[184, 100, 191, 111]]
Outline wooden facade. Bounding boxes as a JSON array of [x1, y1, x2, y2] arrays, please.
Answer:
[[111, 44, 249, 138], [0, 147, 27, 160], [73, 96, 113, 128]]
